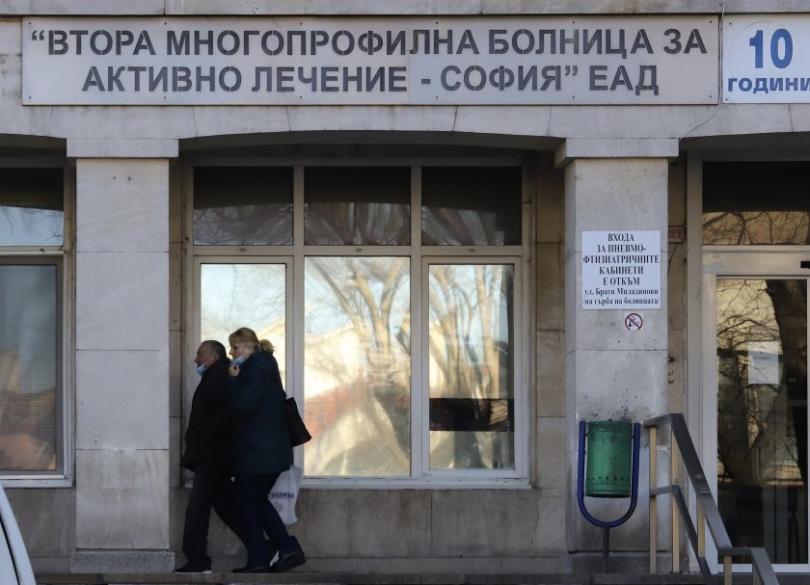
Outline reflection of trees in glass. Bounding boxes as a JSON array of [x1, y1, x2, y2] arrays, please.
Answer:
[[703, 161, 810, 246], [200, 264, 286, 378], [194, 204, 293, 246], [703, 211, 810, 245], [0, 352, 56, 471], [421, 167, 522, 246], [300, 260, 516, 475], [193, 167, 293, 246], [0, 266, 58, 471], [304, 166, 411, 246], [305, 202, 409, 245], [0, 168, 64, 246], [428, 265, 514, 470], [716, 278, 807, 562], [0, 206, 63, 246], [429, 265, 513, 400], [304, 257, 411, 476], [717, 280, 807, 484]]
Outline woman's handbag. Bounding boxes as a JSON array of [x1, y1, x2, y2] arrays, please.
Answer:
[[284, 396, 312, 447]]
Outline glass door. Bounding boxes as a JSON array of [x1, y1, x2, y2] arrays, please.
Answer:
[[697, 158, 810, 570], [714, 277, 808, 565]]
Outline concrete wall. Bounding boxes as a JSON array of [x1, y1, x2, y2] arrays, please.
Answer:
[[169, 489, 568, 572], [667, 157, 688, 419], [5, 489, 74, 572], [72, 158, 172, 572], [563, 156, 671, 561]]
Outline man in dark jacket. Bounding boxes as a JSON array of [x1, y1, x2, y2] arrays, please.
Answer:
[[177, 340, 243, 573]]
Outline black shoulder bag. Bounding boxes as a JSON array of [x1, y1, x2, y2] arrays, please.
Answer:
[[284, 395, 312, 447]]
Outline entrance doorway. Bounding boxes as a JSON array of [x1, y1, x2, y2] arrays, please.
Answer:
[[703, 251, 810, 569]]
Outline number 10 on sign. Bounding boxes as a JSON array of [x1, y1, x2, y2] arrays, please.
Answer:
[[749, 28, 793, 69]]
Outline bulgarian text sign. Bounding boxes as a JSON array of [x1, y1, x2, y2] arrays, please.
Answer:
[[22, 17, 718, 106], [724, 15, 810, 103], [582, 230, 661, 310]]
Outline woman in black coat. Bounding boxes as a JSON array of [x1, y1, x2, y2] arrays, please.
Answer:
[[227, 327, 305, 573]]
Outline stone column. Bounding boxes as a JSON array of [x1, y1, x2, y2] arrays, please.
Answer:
[[558, 139, 677, 556], [69, 139, 178, 573]]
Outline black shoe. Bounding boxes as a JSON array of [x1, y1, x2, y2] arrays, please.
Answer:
[[232, 564, 273, 573], [175, 560, 212, 573], [271, 538, 306, 573]]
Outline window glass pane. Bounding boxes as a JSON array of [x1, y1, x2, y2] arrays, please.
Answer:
[[194, 167, 293, 246], [428, 264, 515, 470], [200, 264, 286, 384], [422, 167, 521, 246], [0, 168, 63, 246], [703, 162, 810, 245], [304, 257, 410, 476], [305, 167, 410, 245], [0, 264, 58, 472]]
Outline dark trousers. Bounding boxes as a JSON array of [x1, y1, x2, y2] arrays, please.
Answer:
[[235, 473, 293, 567], [182, 466, 245, 564]]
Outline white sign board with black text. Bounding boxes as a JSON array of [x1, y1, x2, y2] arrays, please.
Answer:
[[582, 230, 661, 310], [724, 15, 810, 103], [22, 16, 718, 105]]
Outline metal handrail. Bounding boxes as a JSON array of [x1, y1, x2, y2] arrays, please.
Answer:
[[644, 413, 780, 585]]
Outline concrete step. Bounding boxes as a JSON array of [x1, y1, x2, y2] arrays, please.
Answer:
[[31, 574, 632, 585], [36, 574, 582, 585], [34, 573, 808, 585]]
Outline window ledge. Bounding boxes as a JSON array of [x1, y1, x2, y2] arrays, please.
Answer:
[[300, 478, 532, 490], [180, 477, 532, 490], [0, 477, 72, 488]]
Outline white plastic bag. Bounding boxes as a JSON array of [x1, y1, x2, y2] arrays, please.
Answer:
[[269, 465, 302, 526]]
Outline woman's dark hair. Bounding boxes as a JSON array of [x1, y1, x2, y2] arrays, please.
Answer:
[[202, 340, 227, 360]]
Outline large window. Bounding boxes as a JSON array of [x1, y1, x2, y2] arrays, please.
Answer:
[[0, 167, 65, 477], [192, 163, 527, 483]]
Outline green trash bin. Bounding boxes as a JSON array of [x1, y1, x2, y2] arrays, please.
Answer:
[[585, 420, 633, 498]]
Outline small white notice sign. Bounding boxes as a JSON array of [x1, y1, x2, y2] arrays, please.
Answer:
[[582, 230, 661, 310], [747, 341, 780, 385]]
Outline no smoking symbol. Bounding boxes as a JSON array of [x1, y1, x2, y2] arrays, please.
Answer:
[[625, 313, 643, 331]]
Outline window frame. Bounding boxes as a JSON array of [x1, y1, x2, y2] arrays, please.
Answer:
[[0, 160, 73, 487], [184, 156, 533, 488]]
